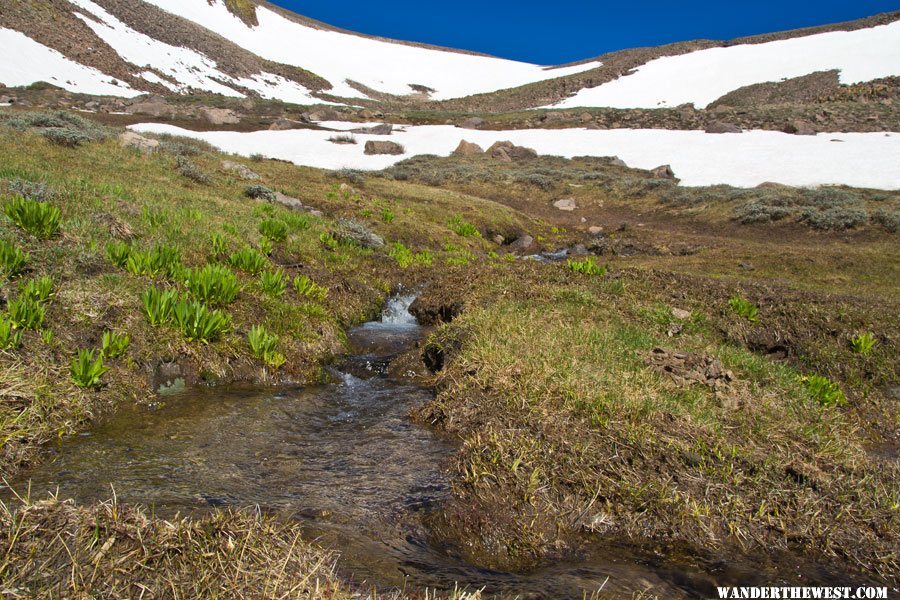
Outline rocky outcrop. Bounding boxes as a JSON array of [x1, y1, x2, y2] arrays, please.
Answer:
[[783, 119, 817, 135], [487, 141, 538, 162], [458, 117, 485, 129], [705, 120, 743, 134], [651, 164, 678, 180], [222, 160, 261, 180], [200, 108, 240, 125]]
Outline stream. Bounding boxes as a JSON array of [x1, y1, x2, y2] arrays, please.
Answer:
[[4, 294, 874, 598]]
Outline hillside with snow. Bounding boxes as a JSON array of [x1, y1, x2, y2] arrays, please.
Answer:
[[0, 0, 897, 108]]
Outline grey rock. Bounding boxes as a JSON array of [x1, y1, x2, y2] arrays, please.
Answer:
[[364, 140, 405, 155], [705, 120, 743, 134], [222, 160, 261, 181], [452, 140, 484, 156], [118, 131, 159, 154], [350, 123, 393, 135], [459, 117, 485, 129], [553, 198, 577, 211]]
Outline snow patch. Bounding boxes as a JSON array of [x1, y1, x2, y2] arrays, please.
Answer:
[[0, 28, 140, 97], [128, 122, 900, 190], [547, 21, 900, 109], [140, 0, 602, 100]]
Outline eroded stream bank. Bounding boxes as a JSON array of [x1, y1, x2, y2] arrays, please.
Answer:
[[5, 295, 877, 598]]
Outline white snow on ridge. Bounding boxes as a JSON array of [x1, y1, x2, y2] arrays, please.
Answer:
[[128, 123, 900, 190], [0, 28, 140, 97], [67, 0, 326, 104], [139, 0, 602, 100], [548, 20, 900, 109]]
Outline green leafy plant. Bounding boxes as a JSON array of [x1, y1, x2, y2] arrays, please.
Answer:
[[389, 242, 414, 268], [801, 374, 846, 407], [183, 264, 240, 306], [259, 219, 289, 242], [105, 241, 132, 268], [4, 196, 61, 239], [448, 215, 480, 238], [172, 299, 230, 343], [381, 208, 395, 223], [100, 330, 130, 359], [70, 349, 108, 389], [0, 239, 29, 277], [567, 257, 607, 277], [140, 286, 179, 326], [728, 296, 759, 322], [415, 250, 434, 266], [0, 315, 23, 350], [850, 332, 878, 356], [228, 246, 268, 275], [19, 276, 54, 304], [293, 275, 328, 302], [7, 296, 44, 330], [210, 233, 228, 258], [247, 324, 286, 368], [319, 232, 338, 251], [41, 328, 54, 345], [125, 245, 182, 278], [258, 237, 274, 257], [259, 270, 287, 297]]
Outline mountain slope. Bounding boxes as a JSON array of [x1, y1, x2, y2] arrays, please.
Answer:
[[1, 0, 897, 110]]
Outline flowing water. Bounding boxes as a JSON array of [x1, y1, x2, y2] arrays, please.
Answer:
[[5, 295, 874, 598]]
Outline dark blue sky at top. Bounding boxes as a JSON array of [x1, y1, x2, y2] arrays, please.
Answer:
[[269, 1, 899, 64]]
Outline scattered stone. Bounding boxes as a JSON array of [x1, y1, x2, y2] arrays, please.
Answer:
[[492, 234, 505, 245], [452, 140, 485, 156], [364, 140, 405, 155], [269, 118, 303, 131], [588, 226, 604, 236], [200, 107, 240, 125], [118, 131, 159, 154], [487, 141, 537, 161], [650, 164, 677, 180], [671, 308, 692, 320], [644, 347, 741, 404], [553, 198, 577, 211], [459, 117, 485, 129], [508, 145, 538, 160], [222, 160, 261, 181], [508, 235, 534, 252], [334, 219, 384, 248], [705, 120, 743, 134], [350, 123, 393, 135], [306, 108, 342, 122], [783, 119, 817, 135], [579, 112, 593, 123]]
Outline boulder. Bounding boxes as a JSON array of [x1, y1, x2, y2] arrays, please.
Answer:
[[783, 119, 817, 135], [307, 108, 342, 122], [452, 140, 485, 156], [705, 120, 742, 134], [118, 131, 159, 154], [487, 141, 514, 161], [459, 117, 485, 129], [552, 198, 577, 211], [508, 145, 538, 160], [508, 235, 534, 252], [364, 140, 405, 155], [579, 112, 593, 123], [126, 96, 173, 117], [608, 156, 627, 167], [350, 123, 393, 135], [200, 107, 240, 125], [222, 160, 261, 181], [650, 164, 677, 180]]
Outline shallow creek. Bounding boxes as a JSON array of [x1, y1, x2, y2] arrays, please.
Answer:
[[7, 295, 870, 598]]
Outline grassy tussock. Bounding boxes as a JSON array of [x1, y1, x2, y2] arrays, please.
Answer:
[[0, 496, 355, 599]]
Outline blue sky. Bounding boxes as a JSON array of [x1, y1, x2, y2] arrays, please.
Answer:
[[269, 1, 898, 64]]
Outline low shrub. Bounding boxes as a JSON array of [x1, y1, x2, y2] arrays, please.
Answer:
[[100, 330, 130, 359], [6, 179, 54, 202], [0, 239, 29, 277], [183, 264, 240, 306], [244, 185, 276, 201], [327, 134, 357, 145], [4, 196, 61, 239], [247, 324, 285, 368], [41, 128, 91, 148], [229, 246, 268, 275], [871, 209, 899, 233], [70, 350, 108, 388], [799, 206, 869, 230], [176, 156, 211, 185]]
